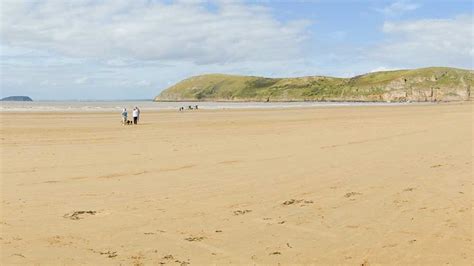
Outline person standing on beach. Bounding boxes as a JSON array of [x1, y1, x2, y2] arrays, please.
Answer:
[[121, 108, 128, 125], [132, 107, 139, 125], [136, 106, 141, 123]]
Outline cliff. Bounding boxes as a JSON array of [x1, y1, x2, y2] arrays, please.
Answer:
[[155, 67, 473, 102]]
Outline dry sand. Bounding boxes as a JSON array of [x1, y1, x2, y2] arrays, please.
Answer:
[[1, 103, 472, 265]]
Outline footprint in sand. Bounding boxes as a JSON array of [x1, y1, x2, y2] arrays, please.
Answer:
[[99, 251, 117, 258], [184, 236, 205, 242], [175, 260, 190, 266], [282, 199, 314, 206], [282, 199, 302, 205], [163, 255, 174, 260], [161, 255, 190, 266], [131, 254, 145, 265], [344, 192, 362, 198], [46, 235, 82, 247], [63, 210, 96, 220], [89, 249, 118, 258], [233, 209, 252, 215], [403, 187, 416, 192]]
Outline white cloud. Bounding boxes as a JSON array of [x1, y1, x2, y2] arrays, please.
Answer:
[[0, 0, 310, 64], [74, 76, 89, 84], [40, 79, 57, 86], [369, 66, 401, 73], [377, 0, 420, 16], [137, 80, 152, 86], [105, 59, 130, 67], [370, 15, 473, 68]]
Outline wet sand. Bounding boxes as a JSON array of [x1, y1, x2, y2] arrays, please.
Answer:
[[0, 103, 472, 265]]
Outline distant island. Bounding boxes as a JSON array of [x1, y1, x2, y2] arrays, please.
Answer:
[[155, 67, 473, 102], [1, 96, 33, 101]]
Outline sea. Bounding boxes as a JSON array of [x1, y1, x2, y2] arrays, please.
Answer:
[[0, 100, 414, 112]]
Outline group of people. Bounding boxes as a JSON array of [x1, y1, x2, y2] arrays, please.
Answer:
[[179, 105, 198, 111], [121, 106, 140, 125], [121, 104, 201, 125]]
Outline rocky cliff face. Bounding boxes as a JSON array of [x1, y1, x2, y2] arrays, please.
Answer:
[[377, 75, 471, 102], [155, 67, 473, 102]]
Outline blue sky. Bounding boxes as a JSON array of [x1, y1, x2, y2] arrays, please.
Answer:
[[1, 0, 472, 100]]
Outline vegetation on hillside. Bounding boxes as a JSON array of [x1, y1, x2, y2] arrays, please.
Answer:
[[155, 67, 473, 102]]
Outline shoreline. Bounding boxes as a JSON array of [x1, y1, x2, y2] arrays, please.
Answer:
[[0, 100, 448, 113]]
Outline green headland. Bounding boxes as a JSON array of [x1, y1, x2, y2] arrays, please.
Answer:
[[155, 67, 473, 102]]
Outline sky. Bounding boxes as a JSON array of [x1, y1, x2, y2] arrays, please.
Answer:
[[0, 0, 473, 100]]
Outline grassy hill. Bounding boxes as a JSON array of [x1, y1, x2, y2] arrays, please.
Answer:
[[155, 67, 473, 102]]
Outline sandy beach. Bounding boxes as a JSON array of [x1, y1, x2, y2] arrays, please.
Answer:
[[0, 103, 472, 265]]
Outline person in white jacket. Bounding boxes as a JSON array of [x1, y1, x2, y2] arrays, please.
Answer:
[[132, 107, 139, 125]]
